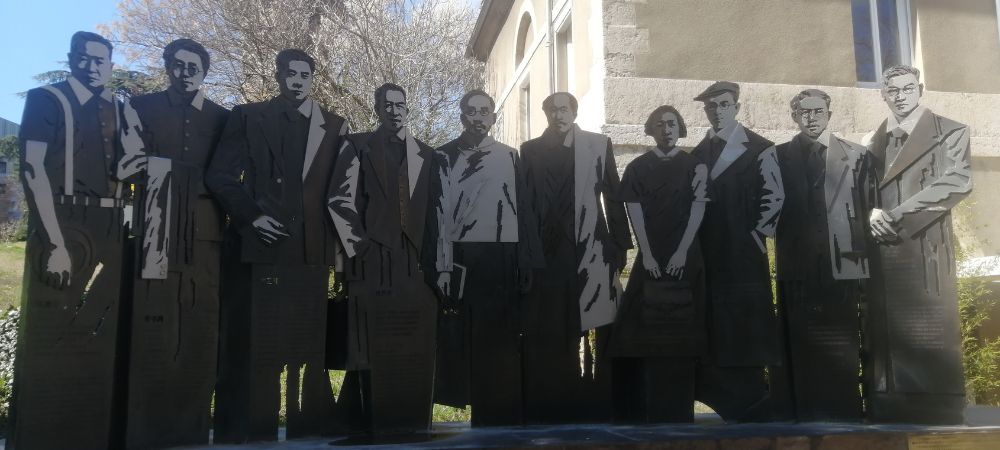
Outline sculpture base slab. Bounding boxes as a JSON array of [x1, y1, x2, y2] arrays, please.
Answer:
[[5, 407, 1000, 449]]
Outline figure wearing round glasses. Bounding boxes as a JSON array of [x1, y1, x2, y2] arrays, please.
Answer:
[[117, 38, 229, 448]]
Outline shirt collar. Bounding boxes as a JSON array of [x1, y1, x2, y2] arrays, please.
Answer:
[[457, 132, 495, 150], [817, 130, 831, 148], [707, 121, 741, 142], [297, 98, 314, 118], [888, 105, 927, 135], [562, 125, 577, 147], [653, 146, 681, 159], [67, 76, 113, 105], [166, 87, 205, 111]]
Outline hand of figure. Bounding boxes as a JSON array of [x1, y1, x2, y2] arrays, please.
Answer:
[[869, 208, 900, 243], [642, 253, 662, 280], [518, 270, 533, 294], [251, 215, 289, 245], [43, 245, 72, 289], [437, 272, 451, 297], [665, 251, 686, 279]]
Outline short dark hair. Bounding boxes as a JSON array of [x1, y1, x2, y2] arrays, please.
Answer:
[[163, 38, 210, 74], [275, 48, 315, 73], [374, 82, 407, 107], [460, 89, 494, 111], [789, 88, 831, 111], [542, 92, 578, 114], [644, 105, 687, 138], [70, 31, 113, 56], [882, 64, 921, 87]]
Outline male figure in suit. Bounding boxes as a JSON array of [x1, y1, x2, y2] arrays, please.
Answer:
[[206, 48, 347, 442], [863, 65, 972, 424], [690, 81, 784, 422], [774, 89, 870, 421], [518, 92, 631, 423], [117, 38, 229, 448], [9, 31, 127, 450], [327, 83, 439, 434]]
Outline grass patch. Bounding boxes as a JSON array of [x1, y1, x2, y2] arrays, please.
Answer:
[[0, 242, 24, 311]]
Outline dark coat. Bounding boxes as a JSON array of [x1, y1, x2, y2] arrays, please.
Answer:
[[206, 97, 346, 265], [865, 109, 973, 399], [692, 126, 783, 367]]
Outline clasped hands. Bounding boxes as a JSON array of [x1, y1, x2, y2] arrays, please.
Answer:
[[869, 208, 902, 243], [642, 251, 686, 280]]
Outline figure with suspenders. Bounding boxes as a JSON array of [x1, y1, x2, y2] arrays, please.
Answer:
[[8, 31, 127, 450]]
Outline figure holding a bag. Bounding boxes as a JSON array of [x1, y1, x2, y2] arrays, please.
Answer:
[[609, 105, 708, 423]]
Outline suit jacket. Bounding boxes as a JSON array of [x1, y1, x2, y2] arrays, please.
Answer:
[[776, 132, 870, 281], [327, 125, 436, 258], [520, 125, 631, 331], [206, 96, 347, 265]]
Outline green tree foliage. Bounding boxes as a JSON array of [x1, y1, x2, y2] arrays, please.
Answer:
[[25, 66, 165, 100]]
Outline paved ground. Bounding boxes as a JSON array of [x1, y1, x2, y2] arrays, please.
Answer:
[[5, 407, 1000, 449], [158, 406, 1000, 449]]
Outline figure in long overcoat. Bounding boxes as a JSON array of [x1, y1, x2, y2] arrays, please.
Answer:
[[608, 105, 708, 423], [863, 65, 972, 425], [117, 38, 229, 448], [8, 32, 127, 450], [206, 49, 346, 442], [327, 83, 440, 435], [774, 89, 871, 422], [518, 92, 631, 424], [690, 81, 785, 422]]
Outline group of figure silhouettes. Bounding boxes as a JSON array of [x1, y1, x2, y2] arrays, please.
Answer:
[[8, 31, 973, 450]]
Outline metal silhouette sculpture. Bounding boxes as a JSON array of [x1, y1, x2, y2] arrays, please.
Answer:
[[863, 65, 972, 425], [430, 90, 538, 426], [518, 92, 631, 424], [774, 89, 870, 422], [9, 31, 127, 450], [690, 81, 785, 422], [206, 49, 346, 442], [609, 105, 708, 423], [117, 38, 228, 448], [328, 83, 439, 435]]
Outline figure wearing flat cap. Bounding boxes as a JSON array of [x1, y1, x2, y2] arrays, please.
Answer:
[[690, 81, 785, 422]]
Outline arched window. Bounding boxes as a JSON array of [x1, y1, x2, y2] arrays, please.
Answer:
[[515, 13, 533, 67]]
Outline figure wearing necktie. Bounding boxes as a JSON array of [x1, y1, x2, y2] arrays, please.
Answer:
[[117, 38, 229, 448], [206, 49, 347, 442], [690, 81, 785, 422], [10, 31, 127, 450], [862, 65, 972, 425], [773, 89, 872, 422], [327, 83, 440, 435]]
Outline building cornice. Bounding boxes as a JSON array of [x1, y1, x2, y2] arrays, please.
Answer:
[[467, 0, 515, 61]]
